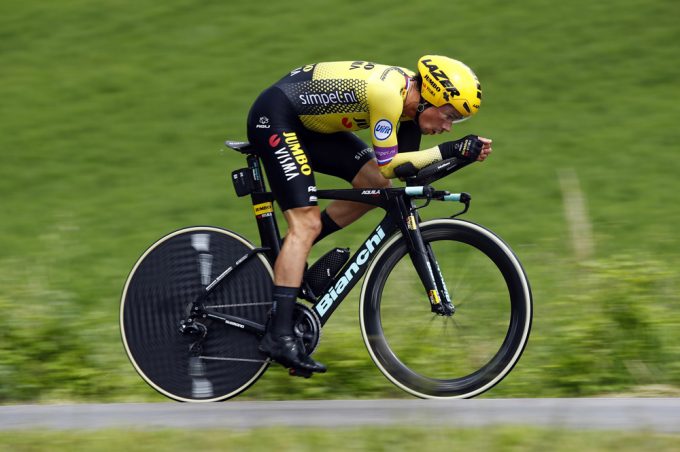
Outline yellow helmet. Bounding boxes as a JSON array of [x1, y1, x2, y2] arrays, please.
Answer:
[[417, 55, 482, 121]]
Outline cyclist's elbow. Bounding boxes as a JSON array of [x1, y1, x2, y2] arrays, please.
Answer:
[[378, 164, 395, 179]]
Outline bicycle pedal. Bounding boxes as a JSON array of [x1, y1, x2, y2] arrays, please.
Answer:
[[288, 367, 313, 379]]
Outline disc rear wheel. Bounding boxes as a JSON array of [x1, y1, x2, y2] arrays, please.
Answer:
[[120, 227, 273, 402]]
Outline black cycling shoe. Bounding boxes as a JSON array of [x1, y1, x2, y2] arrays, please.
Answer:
[[259, 333, 327, 374]]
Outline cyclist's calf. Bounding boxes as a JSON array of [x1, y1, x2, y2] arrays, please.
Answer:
[[275, 206, 322, 287]]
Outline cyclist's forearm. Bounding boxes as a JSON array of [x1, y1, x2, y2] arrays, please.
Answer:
[[378, 146, 442, 179]]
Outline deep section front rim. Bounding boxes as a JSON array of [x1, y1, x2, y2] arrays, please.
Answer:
[[360, 219, 532, 399]]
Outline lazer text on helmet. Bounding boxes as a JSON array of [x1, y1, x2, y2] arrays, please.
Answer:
[[421, 58, 460, 98]]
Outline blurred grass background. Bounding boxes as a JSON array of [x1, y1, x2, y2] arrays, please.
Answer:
[[1, 0, 679, 402], [1, 427, 680, 451]]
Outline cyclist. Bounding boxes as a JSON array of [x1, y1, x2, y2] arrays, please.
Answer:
[[246, 56, 492, 374]]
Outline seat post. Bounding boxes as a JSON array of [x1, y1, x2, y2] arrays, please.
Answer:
[[247, 154, 281, 263]]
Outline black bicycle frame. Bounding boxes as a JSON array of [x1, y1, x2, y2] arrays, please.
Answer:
[[309, 187, 443, 325], [186, 153, 459, 334]]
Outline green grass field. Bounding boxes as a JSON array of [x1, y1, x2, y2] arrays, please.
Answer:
[[1, 0, 679, 402], [1, 427, 680, 452]]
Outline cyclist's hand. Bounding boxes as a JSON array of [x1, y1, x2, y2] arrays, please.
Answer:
[[438, 135, 492, 162], [477, 136, 492, 162]]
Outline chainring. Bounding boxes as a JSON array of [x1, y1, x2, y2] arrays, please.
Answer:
[[293, 302, 322, 355]]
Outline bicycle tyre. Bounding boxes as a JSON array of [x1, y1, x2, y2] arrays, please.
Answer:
[[360, 219, 532, 399], [120, 226, 273, 402]]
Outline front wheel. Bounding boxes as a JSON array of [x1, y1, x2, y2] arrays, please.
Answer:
[[360, 219, 532, 399]]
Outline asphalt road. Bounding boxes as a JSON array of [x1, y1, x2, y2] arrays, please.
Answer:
[[1, 399, 679, 432]]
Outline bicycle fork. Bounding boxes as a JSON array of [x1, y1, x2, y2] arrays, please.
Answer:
[[396, 197, 455, 316]]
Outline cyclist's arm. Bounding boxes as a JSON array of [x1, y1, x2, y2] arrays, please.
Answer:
[[366, 74, 409, 175], [373, 116, 440, 178], [367, 84, 440, 179], [396, 120, 422, 153], [367, 80, 445, 178], [374, 120, 426, 178], [378, 145, 444, 179], [379, 135, 488, 179]]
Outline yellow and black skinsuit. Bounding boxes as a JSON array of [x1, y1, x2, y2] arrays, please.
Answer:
[[247, 61, 441, 210]]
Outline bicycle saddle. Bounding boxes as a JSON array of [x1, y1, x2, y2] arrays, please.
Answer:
[[225, 140, 255, 154]]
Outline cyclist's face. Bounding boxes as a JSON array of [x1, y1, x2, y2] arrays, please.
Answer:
[[418, 105, 463, 135]]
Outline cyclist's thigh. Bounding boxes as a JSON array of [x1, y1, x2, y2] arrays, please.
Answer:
[[247, 87, 318, 211], [302, 130, 375, 183]]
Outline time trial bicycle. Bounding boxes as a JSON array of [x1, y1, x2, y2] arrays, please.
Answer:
[[120, 139, 532, 402]]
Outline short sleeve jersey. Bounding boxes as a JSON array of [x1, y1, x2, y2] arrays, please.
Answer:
[[274, 61, 416, 168]]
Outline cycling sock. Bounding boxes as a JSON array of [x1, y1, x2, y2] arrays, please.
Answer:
[[313, 209, 342, 244], [270, 285, 298, 337]]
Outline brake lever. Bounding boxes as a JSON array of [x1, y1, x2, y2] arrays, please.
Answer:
[[450, 192, 472, 218]]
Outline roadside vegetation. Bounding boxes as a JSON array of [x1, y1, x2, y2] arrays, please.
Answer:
[[1, 0, 678, 402]]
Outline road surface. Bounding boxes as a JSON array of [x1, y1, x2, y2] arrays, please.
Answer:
[[1, 399, 678, 432]]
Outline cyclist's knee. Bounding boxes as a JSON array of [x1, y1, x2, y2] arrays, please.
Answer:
[[284, 206, 322, 241], [352, 160, 392, 189]]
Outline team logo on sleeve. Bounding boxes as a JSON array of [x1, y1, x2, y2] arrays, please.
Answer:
[[374, 119, 393, 141]]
